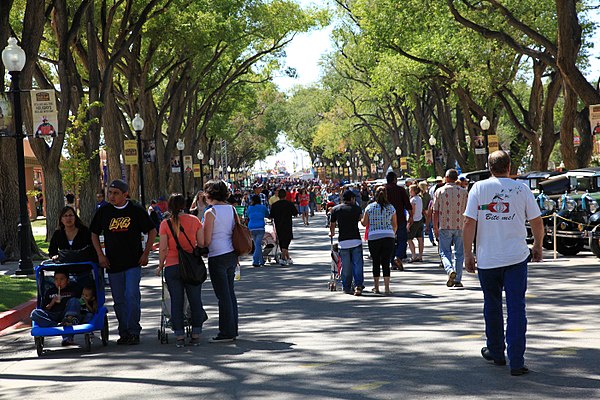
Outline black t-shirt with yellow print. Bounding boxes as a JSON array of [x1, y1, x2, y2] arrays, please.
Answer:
[[90, 201, 155, 272]]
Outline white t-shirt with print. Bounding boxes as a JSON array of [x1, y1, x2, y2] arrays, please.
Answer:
[[463, 177, 541, 269], [410, 195, 423, 222]]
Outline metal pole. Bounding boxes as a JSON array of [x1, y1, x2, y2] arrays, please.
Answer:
[[136, 129, 145, 208], [179, 149, 185, 196], [199, 159, 204, 189], [11, 71, 34, 274]]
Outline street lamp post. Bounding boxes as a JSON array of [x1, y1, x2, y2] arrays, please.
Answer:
[[132, 113, 145, 208], [480, 116, 491, 166], [197, 150, 204, 189], [429, 135, 437, 177], [395, 146, 402, 176], [373, 154, 380, 178], [218, 165, 223, 179], [208, 157, 214, 178], [227, 165, 231, 182], [3, 37, 33, 275], [346, 159, 351, 181], [176, 139, 185, 196]]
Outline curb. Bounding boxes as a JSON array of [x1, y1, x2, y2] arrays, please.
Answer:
[[0, 299, 36, 333]]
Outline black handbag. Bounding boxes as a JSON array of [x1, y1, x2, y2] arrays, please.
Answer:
[[167, 220, 207, 285]]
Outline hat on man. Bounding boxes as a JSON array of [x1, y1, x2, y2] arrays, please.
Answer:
[[435, 176, 443, 181], [109, 179, 129, 193], [252, 183, 262, 190], [343, 190, 356, 201]]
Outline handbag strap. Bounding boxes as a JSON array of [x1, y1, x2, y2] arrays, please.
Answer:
[[167, 218, 196, 249], [232, 206, 241, 228]]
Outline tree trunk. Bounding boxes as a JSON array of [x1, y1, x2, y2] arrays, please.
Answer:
[[559, 84, 579, 169]]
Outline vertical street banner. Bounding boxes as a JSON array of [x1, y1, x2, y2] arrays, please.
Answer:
[[488, 134, 499, 152], [474, 136, 485, 154], [193, 164, 201, 178], [143, 140, 156, 163], [183, 155, 193, 173], [123, 140, 138, 165], [171, 156, 181, 173], [591, 104, 600, 155], [425, 150, 433, 165], [400, 157, 408, 171], [0, 93, 13, 135], [30, 90, 58, 137]]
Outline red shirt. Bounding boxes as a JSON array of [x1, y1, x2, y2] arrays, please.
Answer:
[[299, 194, 309, 206]]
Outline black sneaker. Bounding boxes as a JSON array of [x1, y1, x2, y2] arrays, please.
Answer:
[[510, 366, 529, 376], [446, 271, 457, 287], [453, 282, 464, 288], [209, 336, 235, 343], [116, 334, 131, 345], [481, 347, 506, 365], [127, 335, 140, 345]]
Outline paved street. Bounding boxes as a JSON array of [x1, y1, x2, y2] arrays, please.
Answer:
[[1, 212, 599, 399]]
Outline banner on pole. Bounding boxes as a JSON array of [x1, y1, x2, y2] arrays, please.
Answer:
[[425, 150, 433, 165], [488, 134, 499, 152], [31, 90, 58, 137], [171, 156, 181, 173], [193, 164, 201, 178], [183, 155, 193, 173], [400, 157, 408, 170], [123, 140, 138, 165]]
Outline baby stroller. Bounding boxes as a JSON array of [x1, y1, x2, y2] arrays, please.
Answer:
[[262, 224, 281, 264], [158, 269, 192, 344], [31, 262, 109, 356], [328, 239, 342, 291]]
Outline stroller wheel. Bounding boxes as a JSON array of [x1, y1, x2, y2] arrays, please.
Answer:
[[84, 333, 92, 352], [101, 315, 109, 346], [34, 336, 44, 357]]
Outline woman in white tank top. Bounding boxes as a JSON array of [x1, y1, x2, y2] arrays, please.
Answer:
[[203, 180, 239, 342]]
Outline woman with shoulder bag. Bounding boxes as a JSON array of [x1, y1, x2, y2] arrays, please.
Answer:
[[203, 180, 239, 343], [156, 193, 206, 347]]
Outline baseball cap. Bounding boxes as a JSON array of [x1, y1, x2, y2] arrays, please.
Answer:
[[109, 179, 129, 193], [342, 190, 356, 201], [252, 183, 262, 190]]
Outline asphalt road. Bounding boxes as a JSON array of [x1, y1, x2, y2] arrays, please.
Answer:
[[1, 212, 599, 399]]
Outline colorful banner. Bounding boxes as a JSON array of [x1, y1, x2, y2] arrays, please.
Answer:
[[31, 90, 58, 137], [400, 157, 408, 170], [474, 136, 485, 155], [193, 164, 201, 178], [488, 134, 499, 152], [123, 140, 138, 165], [183, 155, 193, 173], [592, 105, 600, 156], [171, 156, 181, 173], [143, 140, 156, 163], [425, 150, 433, 165]]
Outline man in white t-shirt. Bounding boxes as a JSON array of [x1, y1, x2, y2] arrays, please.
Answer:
[[463, 150, 544, 377]]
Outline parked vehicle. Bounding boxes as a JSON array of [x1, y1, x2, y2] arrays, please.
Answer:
[[515, 170, 564, 194], [537, 167, 600, 257], [458, 169, 491, 190]]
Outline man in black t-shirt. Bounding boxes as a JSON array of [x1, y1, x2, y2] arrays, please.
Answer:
[[329, 190, 364, 295], [90, 179, 156, 345]]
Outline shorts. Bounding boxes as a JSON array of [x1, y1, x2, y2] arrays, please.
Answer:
[[298, 205, 309, 214], [408, 220, 424, 240]]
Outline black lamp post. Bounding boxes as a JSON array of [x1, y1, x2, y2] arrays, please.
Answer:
[[176, 139, 185, 196], [395, 146, 402, 177], [373, 154, 380, 178], [197, 150, 204, 190], [227, 165, 231, 182], [480, 116, 491, 167], [132, 113, 145, 208], [3, 37, 33, 275], [209, 157, 214, 179], [429, 135, 437, 178]]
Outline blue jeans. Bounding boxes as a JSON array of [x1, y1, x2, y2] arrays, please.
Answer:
[[208, 251, 239, 338], [164, 264, 205, 336], [340, 244, 364, 292], [478, 258, 529, 370], [423, 220, 435, 243], [108, 267, 142, 337], [394, 224, 408, 260], [251, 229, 265, 266], [31, 297, 80, 340], [438, 229, 464, 283]]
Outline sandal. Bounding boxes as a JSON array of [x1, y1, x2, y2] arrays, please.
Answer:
[[176, 338, 185, 348], [371, 288, 380, 294], [384, 290, 393, 295]]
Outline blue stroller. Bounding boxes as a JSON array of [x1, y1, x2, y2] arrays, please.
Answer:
[[31, 262, 109, 356]]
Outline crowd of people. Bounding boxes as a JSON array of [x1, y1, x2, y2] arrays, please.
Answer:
[[33, 150, 544, 376]]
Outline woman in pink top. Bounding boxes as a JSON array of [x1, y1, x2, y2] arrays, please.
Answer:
[[156, 194, 205, 348], [298, 188, 310, 226]]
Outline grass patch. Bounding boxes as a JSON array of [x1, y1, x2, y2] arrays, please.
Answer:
[[0, 275, 37, 312], [35, 236, 49, 254], [31, 219, 46, 229]]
